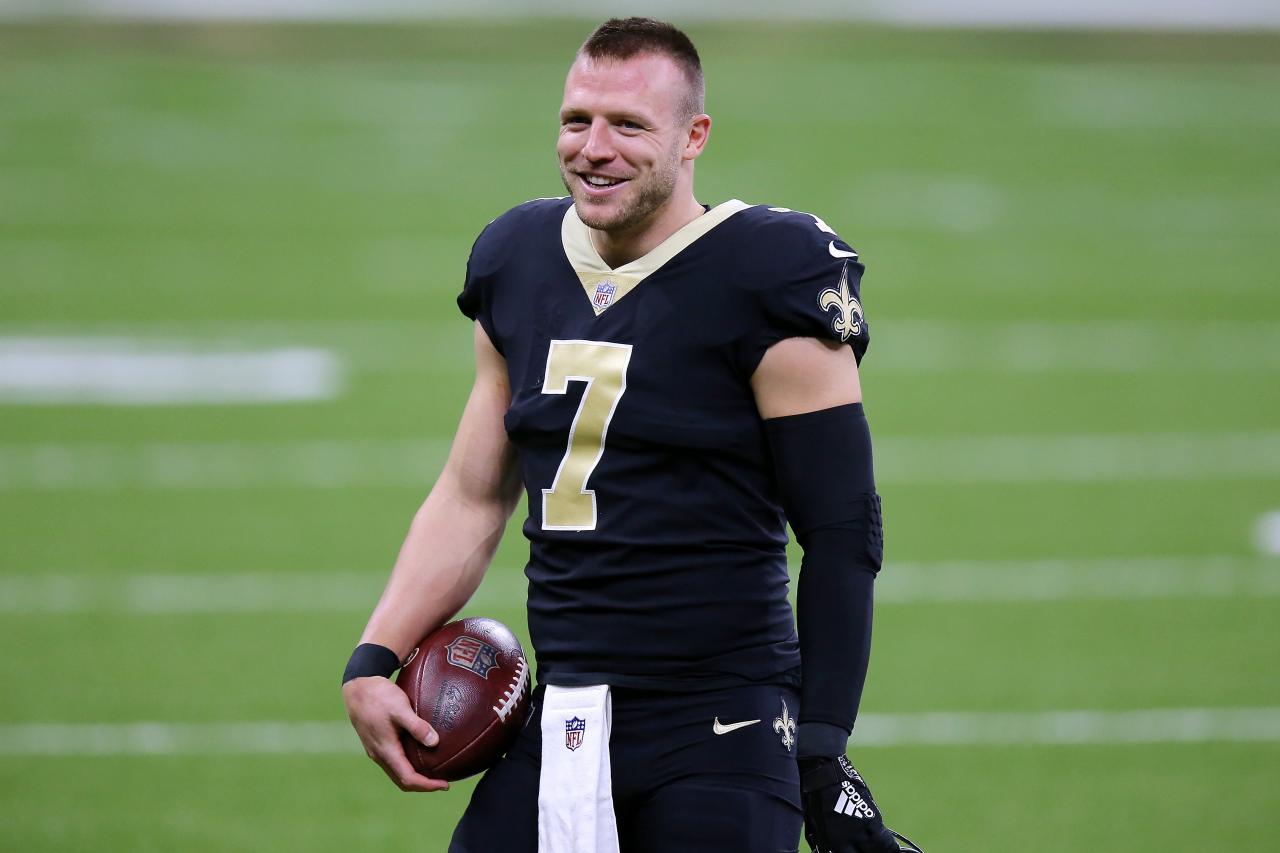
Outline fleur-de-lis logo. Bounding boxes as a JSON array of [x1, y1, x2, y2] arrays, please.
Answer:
[[817, 261, 864, 342], [773, 698, 796, 752]]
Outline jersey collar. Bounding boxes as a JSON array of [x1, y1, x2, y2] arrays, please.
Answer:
[[561, 199, 750, 316]]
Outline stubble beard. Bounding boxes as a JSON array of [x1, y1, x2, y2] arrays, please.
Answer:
[[560, 146, 682, 235]]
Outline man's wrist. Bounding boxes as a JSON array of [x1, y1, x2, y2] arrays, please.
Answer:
[[342, 642, 402, 685], [797, 721, 851, 759]]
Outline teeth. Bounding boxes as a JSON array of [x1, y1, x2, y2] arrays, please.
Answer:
[[584, 175, 622, 187]]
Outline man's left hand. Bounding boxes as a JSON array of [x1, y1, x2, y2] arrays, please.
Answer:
[[800, 755, 902, 853]]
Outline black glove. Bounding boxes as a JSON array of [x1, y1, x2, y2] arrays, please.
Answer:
[[800, 756, 912, 853]]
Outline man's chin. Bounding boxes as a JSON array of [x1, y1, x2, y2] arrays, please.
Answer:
[[573, 196, 626, 232]]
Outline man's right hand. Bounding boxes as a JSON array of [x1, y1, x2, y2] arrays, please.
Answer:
[[800, 755, 904, 853], [343, 676, 450, 792]]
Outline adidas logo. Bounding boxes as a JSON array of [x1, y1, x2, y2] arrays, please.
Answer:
[[833, 781, 876, 819]]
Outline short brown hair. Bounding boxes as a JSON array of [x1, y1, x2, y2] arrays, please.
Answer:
[[578, 17, 705, 119]]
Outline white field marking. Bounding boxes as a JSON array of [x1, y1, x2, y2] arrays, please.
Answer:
[[2, 556, 1276, 615], [0, 438, 451, 492], [3, 708, 1279, 756], [1255, 511, 1280, 557], [852, 707, 1280, 747], [881, 431, 1280, 485], [853, 170, 1279, 239], [2, 431, 1278, 493], [5, 1, 1280, 29], [0, 722, 356, 756], [85, 112, 459, 191], [1031, 64, 1280, 131], [852, 173, 1004, 233], [879, 320, 1280, 373], [0, 572, 386, 614], [0, 338, 341, 405], [3, 320, 1276, 373], [0, 322, 470, 373], [877, 555, 1280, 603]]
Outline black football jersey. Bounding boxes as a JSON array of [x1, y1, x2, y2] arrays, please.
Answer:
[[458, 197, 869, 691]]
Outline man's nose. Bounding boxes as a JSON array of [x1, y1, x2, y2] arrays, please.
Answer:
[[581, 118, 615, 162]]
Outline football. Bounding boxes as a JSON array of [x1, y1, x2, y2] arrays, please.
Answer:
[[395, 616, 531, 781]]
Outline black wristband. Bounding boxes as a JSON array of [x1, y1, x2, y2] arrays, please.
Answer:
[[798, 721, 852, 759], [342, 643, 401, 685]]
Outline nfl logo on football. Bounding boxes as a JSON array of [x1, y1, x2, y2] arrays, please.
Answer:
[[592, 280, 617, 311], [445, 635, 499, 678], [564, 716, 586, 751]]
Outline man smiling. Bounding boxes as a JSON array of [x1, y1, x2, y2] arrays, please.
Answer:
[[343, 17, 909, 853]]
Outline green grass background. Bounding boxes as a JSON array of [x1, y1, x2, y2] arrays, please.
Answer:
[[2, 21, 1279, 851]]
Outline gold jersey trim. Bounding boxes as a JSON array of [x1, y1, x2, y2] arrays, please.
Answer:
[[561, 199, 752, 316]]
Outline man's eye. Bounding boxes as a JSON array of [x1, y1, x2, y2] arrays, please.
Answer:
[[620, 121, 643, 130], [562, 116, 588, 127]]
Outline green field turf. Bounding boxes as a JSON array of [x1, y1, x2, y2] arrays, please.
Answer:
[[2, 21, 1279, 852]]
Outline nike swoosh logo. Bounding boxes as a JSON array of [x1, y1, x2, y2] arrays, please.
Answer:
[[712, 718, 762, 735], [829, 241, 858, 259]]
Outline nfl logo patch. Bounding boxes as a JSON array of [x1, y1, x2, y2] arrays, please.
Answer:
[[564, 716, 586, 751], [592, 280, 617, 311], [445, 635, 499, 678]]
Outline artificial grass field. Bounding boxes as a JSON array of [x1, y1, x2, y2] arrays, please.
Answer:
[[1, 20, 1278, 851]]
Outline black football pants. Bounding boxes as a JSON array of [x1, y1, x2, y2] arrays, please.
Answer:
[[449, 682, 803, 853]]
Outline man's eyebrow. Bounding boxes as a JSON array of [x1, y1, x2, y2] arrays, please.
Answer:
[[560, 106, 653, 126], [612, 112, 651, 125]]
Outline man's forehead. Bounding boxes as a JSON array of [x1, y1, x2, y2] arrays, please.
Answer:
[[561, 53, 685, 109]]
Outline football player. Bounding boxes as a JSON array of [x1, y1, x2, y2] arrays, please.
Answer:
[[343, 17, 910, 853]]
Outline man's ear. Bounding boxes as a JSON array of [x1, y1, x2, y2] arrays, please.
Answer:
[[684, 114, 712, 161]]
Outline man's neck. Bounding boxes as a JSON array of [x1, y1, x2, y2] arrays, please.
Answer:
[[590, 194, 706, 268]]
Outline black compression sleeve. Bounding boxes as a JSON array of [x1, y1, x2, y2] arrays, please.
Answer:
[[764, 403, 883, 757]]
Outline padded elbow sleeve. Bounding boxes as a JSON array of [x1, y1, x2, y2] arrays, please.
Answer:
[[765, 403, 883, 755]]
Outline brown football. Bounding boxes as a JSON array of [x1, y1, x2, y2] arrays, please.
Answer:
[[395, 616, 531, 781]]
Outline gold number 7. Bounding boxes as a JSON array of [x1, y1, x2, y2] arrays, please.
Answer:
[[541, 339, 633, 531]]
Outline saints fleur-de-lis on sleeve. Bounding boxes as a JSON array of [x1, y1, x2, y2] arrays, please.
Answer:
[[817, 261, 865, 342], [773, 698, 797, 751]]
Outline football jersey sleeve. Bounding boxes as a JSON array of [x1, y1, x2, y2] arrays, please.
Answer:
[[735, 207, 870, 376], [456, 231, 499, 353], [456, 199, 571, 356], [457, 216, 511, 355]]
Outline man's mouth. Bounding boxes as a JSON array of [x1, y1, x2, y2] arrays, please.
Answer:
[[578, 173, 630, 194]]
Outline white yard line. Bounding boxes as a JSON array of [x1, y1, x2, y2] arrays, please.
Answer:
[[1031, 64, 1280, 131], [1254, 511, 1280, 558], [1, 431, 1277, 492], [853, 707, 1280, 747], [879, 320, 1280, 372], [0, 438, 451, 491], [0, 571, 385, 614], [1, 320, 1276, 374], [0, 722, 356, 756], [2, 556, 1276, 614], [2, 707, 1278, 756], [879, 555, 1280, 602], [5, 1, 1278, 29], [0, 338, 340, 404], [881, 431, 1280, 484]]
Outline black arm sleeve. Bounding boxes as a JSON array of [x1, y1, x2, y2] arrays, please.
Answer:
[[764, 402, 883, 758]]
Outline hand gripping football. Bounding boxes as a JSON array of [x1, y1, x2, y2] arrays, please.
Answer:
[[395, 616, 531, 781]]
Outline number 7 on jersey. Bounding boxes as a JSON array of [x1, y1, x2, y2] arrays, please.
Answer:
[[541, 340, 633, 531]]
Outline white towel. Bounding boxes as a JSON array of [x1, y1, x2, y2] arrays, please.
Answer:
[[537, 684, 620, 853]]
